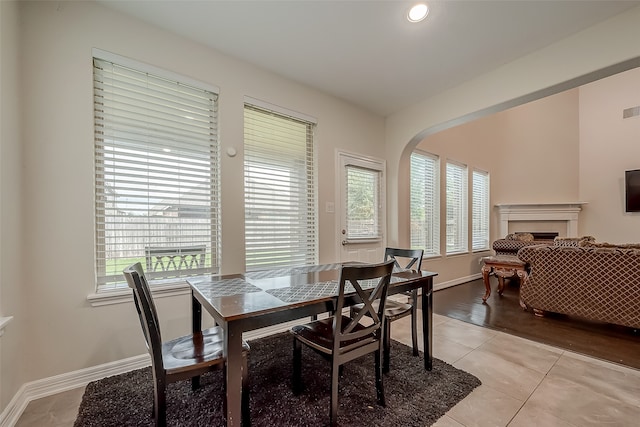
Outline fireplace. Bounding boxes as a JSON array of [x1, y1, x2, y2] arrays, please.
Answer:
[[516, 231, 559, 240], [495, 203, 586, 238]]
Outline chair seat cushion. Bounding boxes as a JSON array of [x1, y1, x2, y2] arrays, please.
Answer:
[[383, 299, 413, 321], [291, 316, 376, 355], [351, 299, 413, 322], [163, 326, 249, 372]]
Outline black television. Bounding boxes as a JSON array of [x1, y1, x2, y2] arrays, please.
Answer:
[[625, 169, 640, 212]]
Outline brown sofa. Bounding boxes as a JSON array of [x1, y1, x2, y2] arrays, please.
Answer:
[[518, 242, 640, 329]]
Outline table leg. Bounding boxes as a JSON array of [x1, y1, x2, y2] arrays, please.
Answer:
[[422, 282, 433, 371], [225, 323, 245, 427], [191, 290, 202, 334], [191, 291, 203, 389], [481, 264, 492, 302]]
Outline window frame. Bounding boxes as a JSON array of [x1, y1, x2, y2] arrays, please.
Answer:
[[472, 168, 490, 252], [243, 98, 318, 271], [343, 161, 384, 243], [409, 151, 440, 257], [92, 49, 221, 293], [445, 160, 469, 255]]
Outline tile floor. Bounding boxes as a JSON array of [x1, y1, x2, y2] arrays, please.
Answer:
[[14, 313, 640, 426]]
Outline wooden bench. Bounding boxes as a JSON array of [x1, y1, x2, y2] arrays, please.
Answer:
[[145, 245, 207, 272], [481, 255, 526, 302]]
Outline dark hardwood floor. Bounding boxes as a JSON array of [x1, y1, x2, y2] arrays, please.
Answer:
[[433, 278, 640, 370]]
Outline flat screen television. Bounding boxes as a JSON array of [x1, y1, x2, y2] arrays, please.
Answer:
[[625, 169, 640, 212]]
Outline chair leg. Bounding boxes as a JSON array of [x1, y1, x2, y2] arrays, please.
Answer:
[[374, 349, 385, 407], [191, 375, 201, 390], [153, 379, 167, 427], [222, 364, 228, 420], [330, 360, 340, 427], [292, 337, 303, 395], [241, 352, 251, 427], [410, 304, 419, 357], [383, 318, 391, 374]]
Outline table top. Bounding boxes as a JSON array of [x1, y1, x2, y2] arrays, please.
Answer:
[[188, 263, 437, 323]]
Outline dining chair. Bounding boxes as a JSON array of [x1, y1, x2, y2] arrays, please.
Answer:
[[350, 247, 424, 373], [291, 260, 394, 427], [123, 262, 251, 427]]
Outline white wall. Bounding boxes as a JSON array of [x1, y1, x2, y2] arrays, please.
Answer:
[[579, 67, 640, 242], [2, 0, 386, 406]]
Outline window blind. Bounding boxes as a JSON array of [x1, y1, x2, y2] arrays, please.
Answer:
[[244, 104, 317, 271], [93, 57, 220, 289], [410, 152, 440, 256], [472, 169, 490, 251], [345, 165, 382, 241], [446, 162, 468, 254]]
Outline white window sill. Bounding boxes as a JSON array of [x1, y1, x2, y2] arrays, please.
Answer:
[[472, 248, 492, 253], [87, 282, 191, 307], [0, 316, 13, 337]]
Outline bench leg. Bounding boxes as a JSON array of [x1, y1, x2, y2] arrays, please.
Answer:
[[497, 275, 506, 295], [533, 308, 546, 317], [519, 298, 528, 310], [481, 264, 492, 302]]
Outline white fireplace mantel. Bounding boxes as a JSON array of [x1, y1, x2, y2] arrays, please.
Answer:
[[495, 202, 587, 237]]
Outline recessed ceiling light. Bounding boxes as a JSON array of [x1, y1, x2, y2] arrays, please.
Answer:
[[407, 3, 429, 23]]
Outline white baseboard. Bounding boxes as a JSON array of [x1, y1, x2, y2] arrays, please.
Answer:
[[0, 354, 150, 427], [434, 273, 482, 291], [0, 275, 480, 427], [0, 321, 311, 427]]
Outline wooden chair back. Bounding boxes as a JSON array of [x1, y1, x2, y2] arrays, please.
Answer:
[[334, 260, 394, 352], [384, 247, 424, 271], [123, 262, 164, 373]]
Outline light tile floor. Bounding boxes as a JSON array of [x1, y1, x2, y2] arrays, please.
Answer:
[[14, 313, 640, 426]]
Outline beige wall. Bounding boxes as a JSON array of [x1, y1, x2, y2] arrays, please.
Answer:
[[579, 66, 640, 242], [2, 0, 640, 417], [0, 0, 26, 410], [387, 5, 640, 249], [413, 89, 580, 283], [1, 0, 386, 408]]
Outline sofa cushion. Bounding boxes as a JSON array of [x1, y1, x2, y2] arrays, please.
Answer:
[[581, 241, 640, 250], [553, 236, 596, 247], [506, 232, 534, 241]]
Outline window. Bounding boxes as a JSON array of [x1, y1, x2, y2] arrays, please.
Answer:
[[244, 102, 317, 271], [446, 161, 468, 254], [344, 163, 383, 241], [472, 169, 490, 251], [410, 152, 440, 256], [93, 52, 220, 290]]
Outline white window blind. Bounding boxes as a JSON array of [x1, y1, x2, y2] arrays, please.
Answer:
[[446, 161, 468, 254], [244, 103, 317, 271], [344, 165, 383, 241], [410, 152, 440, 256], [472, 169, 490, 251], [93, 56, 220, 290]]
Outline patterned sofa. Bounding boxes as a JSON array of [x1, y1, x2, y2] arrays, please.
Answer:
[[518, 242, 640, 329], [492, 233, 555, 255]]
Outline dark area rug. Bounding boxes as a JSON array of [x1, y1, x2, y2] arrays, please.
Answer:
[[74, 332, 480, 426]]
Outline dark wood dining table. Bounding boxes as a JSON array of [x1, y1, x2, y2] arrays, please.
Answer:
[[187, 263, 437, 427]]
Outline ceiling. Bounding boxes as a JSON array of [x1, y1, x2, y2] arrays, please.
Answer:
[[96, 1, 639, 116]]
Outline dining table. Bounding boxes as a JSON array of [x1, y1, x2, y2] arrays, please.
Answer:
[[187, 262, 437, 427]]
